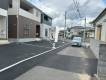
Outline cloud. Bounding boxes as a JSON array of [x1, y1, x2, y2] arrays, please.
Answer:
[[80, 0, 105, 17], [29, 0, 106, 27]]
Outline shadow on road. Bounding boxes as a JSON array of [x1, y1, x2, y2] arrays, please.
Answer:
[[39, 53, 98, 76]]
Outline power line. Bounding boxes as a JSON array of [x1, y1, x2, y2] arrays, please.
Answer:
[[76, 1, 82, 18], [72, 4, 79, 19], [64, 0, 83, 28], [72, 0, 82, 18], [67, 3, 79, 20]]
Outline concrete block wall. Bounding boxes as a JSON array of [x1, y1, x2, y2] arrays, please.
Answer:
[[98, 44, 106, 80], [90, 39, 106, 59]]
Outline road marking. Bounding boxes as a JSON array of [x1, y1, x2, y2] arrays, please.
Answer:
[[21, 43, 51, 49], [0, 43, 69, 73]]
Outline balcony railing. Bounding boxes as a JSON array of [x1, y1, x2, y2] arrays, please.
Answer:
[[19, 8, 41, 22]]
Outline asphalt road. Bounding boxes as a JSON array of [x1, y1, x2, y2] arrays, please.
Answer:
[[25, 40, 68, 47], [0, 40, 67, 70], [0, 43, 51, 70], [0, 40, 69, 80], [15, 46, 98, 80]]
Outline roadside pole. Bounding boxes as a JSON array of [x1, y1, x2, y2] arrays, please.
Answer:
[[17, 0, 20, 42], [63, 11, 67, 43], [83, 17, 86, 42]]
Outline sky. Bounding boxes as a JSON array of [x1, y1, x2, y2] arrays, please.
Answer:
[[103, 0, 106, 3], [28, 0, 106, 27]]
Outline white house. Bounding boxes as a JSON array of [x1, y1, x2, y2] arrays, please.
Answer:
[[40, 13, 53, 40]]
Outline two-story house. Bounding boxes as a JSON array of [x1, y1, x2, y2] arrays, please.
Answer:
[[0, 0, 9, 40], [8, 0, 42, 42], [40, 13, 52, 40]]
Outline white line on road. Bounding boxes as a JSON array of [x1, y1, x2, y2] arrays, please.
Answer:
[[0, 43, 69, 73]]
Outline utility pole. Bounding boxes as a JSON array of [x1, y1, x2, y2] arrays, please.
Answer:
[[17, 0, 20, 42], [63, 11, 67, 42], [83, 17, 86, 42]]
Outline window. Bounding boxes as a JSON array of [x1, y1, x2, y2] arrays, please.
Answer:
[[44, 15, 49, 21], [43, 14, 52, 26], [36, 11, 39, 17], [45, 29, 48, 37], [48, 18, 52, 22], [9, 0, 12, 8], [9, 4, 12, 8], [23, 24, 31, 38]]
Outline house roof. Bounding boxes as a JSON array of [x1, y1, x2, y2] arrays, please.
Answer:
[[69, 26, 94, 31], [92, 8, 106, 23], [71, 26, 84, 29]]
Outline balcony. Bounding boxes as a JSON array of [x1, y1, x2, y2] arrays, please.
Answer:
[[8, 0, 41, 22], [41, 14, 52, 26], [19, 8, 41, 22], [19, 0, 41, 22]]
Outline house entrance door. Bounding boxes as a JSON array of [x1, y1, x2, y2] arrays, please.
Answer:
[[36, 25, 40, 38], [96, 25, 102, 40]]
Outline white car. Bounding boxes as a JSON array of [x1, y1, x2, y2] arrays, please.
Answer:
[[71, 37, 82, 47]]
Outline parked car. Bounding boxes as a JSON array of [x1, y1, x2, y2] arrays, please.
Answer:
[[71, 37, 82, 47]]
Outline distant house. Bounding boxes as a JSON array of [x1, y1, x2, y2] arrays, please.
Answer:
[[0, 0, 9, 40], [68, 26, 85, 38], [58, 30, 64, 40], [70, 26, 84, 36], [66, 26, 94, 39], [92, 8, 106, 42], [86, 28, 95, 38]]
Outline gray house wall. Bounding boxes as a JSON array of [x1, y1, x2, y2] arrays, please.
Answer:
[[8, 15, 40, 39], [18, 15, 39, 38]]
